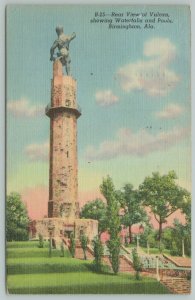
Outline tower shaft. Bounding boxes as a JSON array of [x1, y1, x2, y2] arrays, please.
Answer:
[[46, 60, 81, 219]]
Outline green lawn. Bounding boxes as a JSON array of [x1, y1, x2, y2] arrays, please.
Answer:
[[7, 241, 39, 248], [142, 247, 171, 255], [7, 247, 71, 258], [126, 244, 171, 255], [6, 241, 171, 294], [7, 272, 170, 294]]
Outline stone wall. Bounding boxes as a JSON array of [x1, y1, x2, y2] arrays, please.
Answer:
[[30, 218, 98, 242]]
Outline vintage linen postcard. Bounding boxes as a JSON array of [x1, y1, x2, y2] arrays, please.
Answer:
[[6, 5, 191, 294]]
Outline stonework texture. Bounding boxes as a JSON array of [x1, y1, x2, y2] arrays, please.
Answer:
[[30, 60, 98, 242], [48, 60, 79, 219]]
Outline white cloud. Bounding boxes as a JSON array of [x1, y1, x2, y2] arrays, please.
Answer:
[[117, 38, 179, 96], [7, 98, 44, 117], [95, 90, 119, 106], [155, 103, 184, 119], [85, 127, 189, 160], [24, 142, 49, 161]]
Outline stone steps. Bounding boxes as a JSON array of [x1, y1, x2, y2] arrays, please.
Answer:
[[119, 256, 134, 272], [74, 246, 94, 260], [160, 277, 191, 294]]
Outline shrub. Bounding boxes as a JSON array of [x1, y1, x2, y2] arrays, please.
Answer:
[[38, 234, 44, 248], [107, 238, 121, 275], [60, 241, 65, 257], [48, 239, 52, 257], [132, 248, 142, 280], [70, 233, 76, 258], [80, 234, 88, 260], [92, 236, 103, 272]]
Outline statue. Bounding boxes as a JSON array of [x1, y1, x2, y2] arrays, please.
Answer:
[[50, 26, 76, 75]]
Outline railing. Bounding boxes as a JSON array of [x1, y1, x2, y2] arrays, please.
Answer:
[[45, 103, 82, 115]]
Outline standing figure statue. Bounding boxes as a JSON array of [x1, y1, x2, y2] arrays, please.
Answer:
[[50, 26, 76, 75]]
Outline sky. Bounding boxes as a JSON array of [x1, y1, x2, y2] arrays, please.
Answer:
[[6, 5, 191, 221]]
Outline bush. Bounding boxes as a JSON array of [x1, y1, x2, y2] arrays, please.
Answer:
[[60, 242, 65, 257], [48, 239, 52, 257], [132, 248, 142, 280], [159, 242, 165, 253], [80, 234, 88, 260], [107, 238, 120, 275], [38, 234, 44, 248], [70, 233, 76, 258], [92, 236, 103, 272]]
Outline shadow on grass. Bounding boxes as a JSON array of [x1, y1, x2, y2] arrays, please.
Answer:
[[83, 262, 117, 276]]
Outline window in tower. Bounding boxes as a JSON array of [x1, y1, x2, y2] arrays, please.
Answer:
[[66, 151, 69, 158]]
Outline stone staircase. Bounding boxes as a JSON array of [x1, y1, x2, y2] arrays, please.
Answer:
[[163, 255, 191, 268], [119, 255, 134, 272], [74, 244, 94, 260], [160, 277, 191, 294]]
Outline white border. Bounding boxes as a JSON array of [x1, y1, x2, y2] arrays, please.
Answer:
[[1, 1, 194, 300]]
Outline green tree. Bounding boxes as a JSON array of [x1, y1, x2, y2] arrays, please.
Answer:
[[60, 241, 65, 257], [80, 199, 107, 235], [139, 224, 157, 249], [38, 233, 44, 248], [132, 248, 142, 280], [171, 219, 191, 256], [80, 234, 88, 260], [70, 232, 76, 258], [100, 176, 121, 274], [93, 236, 104, 272], [119, 184, 148, 243], [138, 171, 190, 246], [6, 192, 29, 241]]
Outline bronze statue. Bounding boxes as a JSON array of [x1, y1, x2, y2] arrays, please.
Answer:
[[50, 26, 76, 75]]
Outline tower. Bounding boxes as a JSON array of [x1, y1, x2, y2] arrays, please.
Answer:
[[46, 60, 80, 220], [30, 29, 98, 243]]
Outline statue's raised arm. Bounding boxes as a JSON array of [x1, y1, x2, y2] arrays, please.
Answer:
[[50, 26, 76, 76]]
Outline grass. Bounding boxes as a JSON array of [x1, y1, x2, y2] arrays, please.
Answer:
[[6, 241, 171, 294], [142, 247, 171, 255], [7, 247, 71, 258], [7, 257, 92, 274], [7, 273, 170, 294], [126, 244, 171, 255], [7, 241, 39, 248]]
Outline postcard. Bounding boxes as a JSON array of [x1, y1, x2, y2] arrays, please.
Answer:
[[6, 4, 191, 294]]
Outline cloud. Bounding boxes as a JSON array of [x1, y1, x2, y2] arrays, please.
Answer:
[[7, 98, 44, 117], [155, 103, 184, 119], [95, 90, 119, 106], [85, 127, 189, 160], [117, 38, 179, 96], [24, 141, 49, 161]]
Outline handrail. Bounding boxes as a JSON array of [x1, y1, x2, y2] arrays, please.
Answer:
[[45, 103, 82, 114]]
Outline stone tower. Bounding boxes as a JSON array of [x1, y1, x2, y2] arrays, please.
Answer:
[[46, 60, 80, 220], [30, 50, 98, 243]]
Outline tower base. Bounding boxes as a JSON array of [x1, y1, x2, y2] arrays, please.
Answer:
[[29, 217, 98, 243]]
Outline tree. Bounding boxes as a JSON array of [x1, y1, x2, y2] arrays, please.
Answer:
[[139, 224, 156, 249], [100, 176, 121, 274], [38, 233, 44, 248], [93, 236, 104, 272], [171, 219, 191, 256], [6, 192, 29, 241], [80, 199, 107, 234], [80, 233, 88, 260], [119, 184, 148, 243], [60, 241, 65, 257], [70, 232, 76, 258], [132, 248, 142, 280], [138, 171, 190, 246]]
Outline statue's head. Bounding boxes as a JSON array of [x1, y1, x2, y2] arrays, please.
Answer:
[[56, 26, 63, 36]]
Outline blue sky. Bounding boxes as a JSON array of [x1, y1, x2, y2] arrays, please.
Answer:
[[7, 5, 191, 196]]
